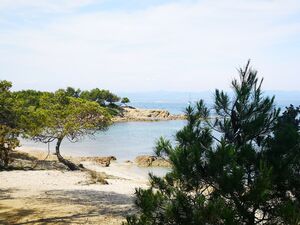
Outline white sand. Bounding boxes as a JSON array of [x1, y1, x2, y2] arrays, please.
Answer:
[[0, 150, 150, 225]]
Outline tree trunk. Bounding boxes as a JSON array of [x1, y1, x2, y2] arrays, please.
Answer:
[[55, 137, 81, 171], [0, 145, 9, 169]]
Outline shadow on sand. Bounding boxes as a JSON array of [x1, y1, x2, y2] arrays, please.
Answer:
[[0, 188, 135, 225]]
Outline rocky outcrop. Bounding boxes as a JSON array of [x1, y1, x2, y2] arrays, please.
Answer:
[[10, 158, 69, 170], [135, 155, 156, 167], [113, 107, 185, 122], [135, 155, 171, 167], [80, 156, 116, 167], [151, 158, 172, 167]]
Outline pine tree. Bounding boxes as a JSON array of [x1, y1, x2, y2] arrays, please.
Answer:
[[0, 81, 19, 168], [125, 61, 300, 225]]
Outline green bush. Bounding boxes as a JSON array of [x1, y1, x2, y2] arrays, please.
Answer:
[[125, 61, 300, 225]]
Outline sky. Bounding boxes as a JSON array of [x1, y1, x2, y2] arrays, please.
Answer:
[[0, 0, 299, 92]]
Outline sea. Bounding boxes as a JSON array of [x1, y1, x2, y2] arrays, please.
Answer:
[[21, 102, 187, 161], [21, 92, 300, 162]]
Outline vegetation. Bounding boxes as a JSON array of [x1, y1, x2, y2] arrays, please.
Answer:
[[87, 169, 109, 184], [79, 88, 120, 106], [121, 97, 130, 106], [23, 91, 111, 170], [125, 61, 300, 225], [0, 83, 123, 170], [0, 81, 20, 169], [1, 61, 299, 223]]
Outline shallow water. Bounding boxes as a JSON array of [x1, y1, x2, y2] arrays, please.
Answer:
[[21, 97, 298, 161], [125, 164, 171, 178], [21, 120, 186, 161]]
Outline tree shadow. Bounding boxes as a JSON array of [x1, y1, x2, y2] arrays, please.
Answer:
[[0, 188, 14, 200], [0, 208, 36, 225], [0, 188, 37, 225], [1, 189, 135, 225]]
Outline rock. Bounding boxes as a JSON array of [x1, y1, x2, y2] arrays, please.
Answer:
[[151, 158, 171, 167], [125, 106, 136, 109], [135, 155, 157, 167], [113, 107, 185, 122], [135, 155, 171, 167], [10, 158, 69, 171], [108, 156, 117, 161], [81, 156, 117, 167]]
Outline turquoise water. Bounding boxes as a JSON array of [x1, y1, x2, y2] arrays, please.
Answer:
[[21, 98, 300, 161], [22, 120, 186, 161]]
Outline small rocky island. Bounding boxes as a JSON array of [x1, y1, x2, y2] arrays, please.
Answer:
[[113, 106, 185, 122]]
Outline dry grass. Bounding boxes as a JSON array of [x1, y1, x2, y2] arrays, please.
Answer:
[[86, 169, 109, 185]]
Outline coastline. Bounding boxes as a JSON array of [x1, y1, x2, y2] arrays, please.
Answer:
[[0, 147, 150, 225], [113, 107, 186, 122], [0, 107, 178, 224]]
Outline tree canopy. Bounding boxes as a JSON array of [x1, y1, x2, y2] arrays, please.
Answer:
[[79, 88, 120, 106], [23, 91, 112, 170], [0, 81, 20, 168], [125, 61, 300, 225], [121, 97, 130, 105], [0, 83, 122, 170]]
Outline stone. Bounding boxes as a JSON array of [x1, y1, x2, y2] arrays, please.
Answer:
[[135, 155, 171, 168], [113, 107, 186, 122], [135, 155, 157, 167], [81, 156, 117, 167]]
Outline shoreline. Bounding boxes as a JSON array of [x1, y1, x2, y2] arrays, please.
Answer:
[[113, 107, 186, 122], [0, 110, 176, 224], [0, 147, 150, 225], [18, 118, 185, 164]]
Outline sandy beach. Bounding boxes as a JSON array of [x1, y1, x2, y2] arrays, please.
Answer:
[[0, 148, 149, 225]]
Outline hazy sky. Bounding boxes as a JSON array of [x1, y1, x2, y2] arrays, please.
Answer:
[[0, 0, 299, 92]]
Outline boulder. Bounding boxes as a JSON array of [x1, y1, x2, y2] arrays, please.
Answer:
[[135, 155, 171, 167], [135, 155, 157, 167], [81, 156, 116, 167], [151, 158, 171, 167]]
